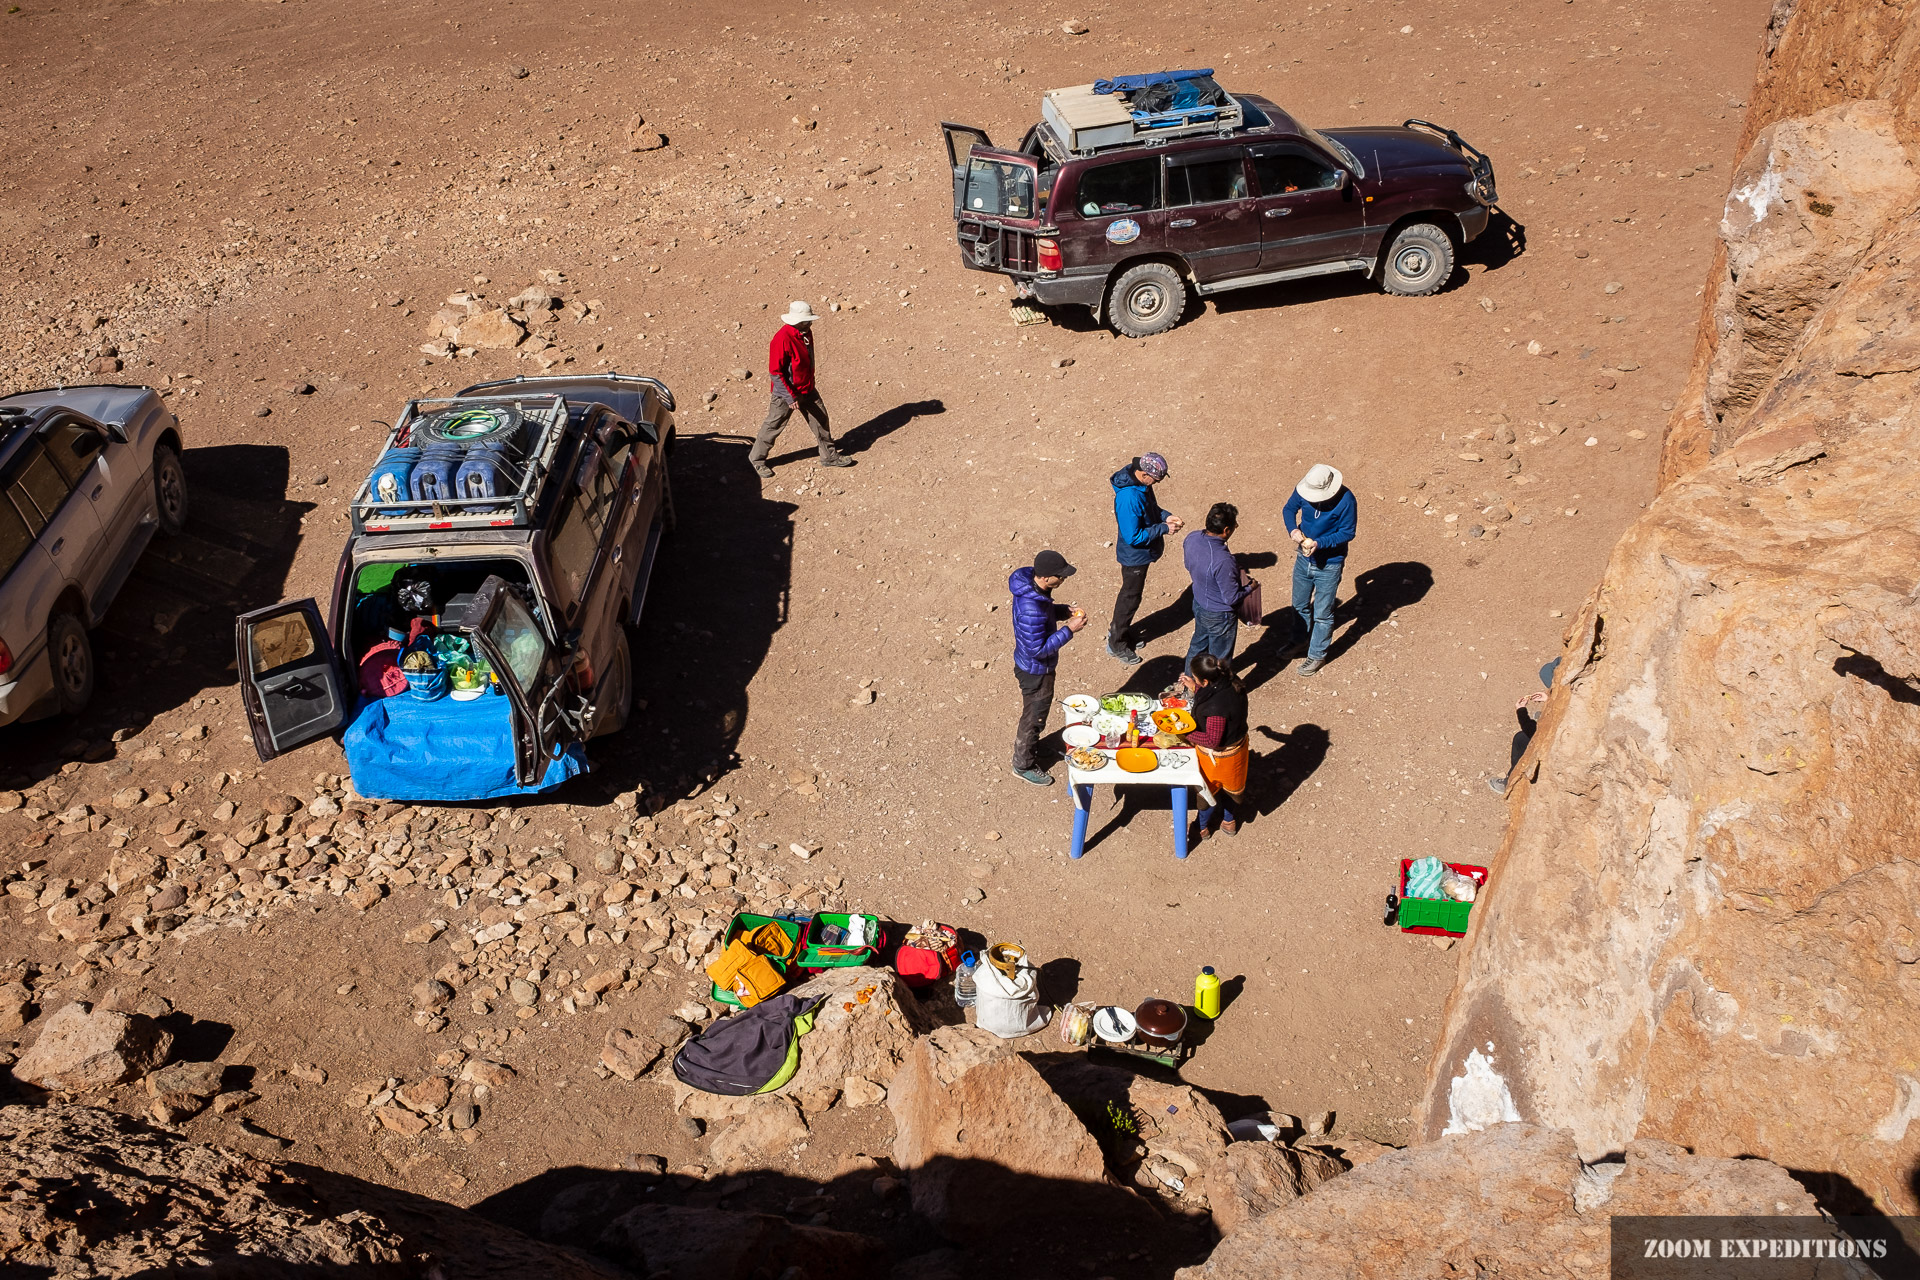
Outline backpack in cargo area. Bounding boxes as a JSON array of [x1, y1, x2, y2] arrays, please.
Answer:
[[671, 992, 823, 1096]]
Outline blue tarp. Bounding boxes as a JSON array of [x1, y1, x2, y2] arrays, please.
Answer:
[[344, 691, 586, 802], [1092, 69, 1215, 95]]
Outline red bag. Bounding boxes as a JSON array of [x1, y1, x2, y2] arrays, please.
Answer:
[[1235, 570, 1263, 626], [893, 922, 959, 989]]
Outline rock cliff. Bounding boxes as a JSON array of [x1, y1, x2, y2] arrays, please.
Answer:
[[1419, 0, 1920, 1216]]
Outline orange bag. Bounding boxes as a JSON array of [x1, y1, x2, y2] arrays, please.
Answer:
[[746, 922, 795, 959], [706, 939, 786, 1008]]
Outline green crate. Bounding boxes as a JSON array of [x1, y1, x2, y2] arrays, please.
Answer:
[[797, 912, 880, 968], [1397, 896, 1473, 935], [709, 913, 804, 1008]]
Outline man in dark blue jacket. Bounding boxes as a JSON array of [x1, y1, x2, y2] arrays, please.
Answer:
[[1009, 549, 1087, 785], [1107, 453, 1182, 666], [1183, 502, 1249, 673], [1281, 463, 1358, 676]]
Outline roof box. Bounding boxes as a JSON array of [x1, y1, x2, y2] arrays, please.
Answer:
[[1042, 70, 1242, 156]]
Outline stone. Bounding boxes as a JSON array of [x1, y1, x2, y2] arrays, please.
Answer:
[[145, 1060, 224, 1099], [262, 794, 303, 816], [708, 1097, 810, 1171], [600, 1028, 661, 1082], [509, 978, 539, 1006], [289, 1063, 326, 1085], [655, 1015, 693, 1047], [0, 981, 35, 1032], [678, 1114, 704, 1139], [594, 1205, 888, 1280], [454, 309, 526, 349], [346, 883, 385, 911], [1421, 72, 1920, 1213], [621, 1152, 666, 1176], [842, 1075, 886, 1108], [1199, 1141, 1347, 1237], [0, 1102, 631, 1278], [1061, 19, 1089, 34], [889, 1026, 1121, 1235], [405, 921, 445, 944], [412, 979, 453, 1008], [1177, 1125, 1816, 1280], [462, 1059, 516, 1089], [1663, 98, 1920, 483], [450, 1101, 478, 1130], [396, 1076, 451, 1114], [211, 1090, 256, 1114], [150, 1091, 206, 1124], [14, 1003, 173, 1091], [375, 1104, 430, 1136]]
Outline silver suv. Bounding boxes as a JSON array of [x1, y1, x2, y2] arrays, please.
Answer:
[[0, 385, 189, 726]]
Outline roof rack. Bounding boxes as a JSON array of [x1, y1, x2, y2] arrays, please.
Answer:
[[1041, 74, 1245, 157], [347, 391, 575, 536]]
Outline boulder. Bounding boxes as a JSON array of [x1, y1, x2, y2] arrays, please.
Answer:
[[596, 1205, 887, 1280], [888, 1026, 1131, 1236], [14, 1002, 173, 1090], [707, 1096, 809, 1172], [1422, 68, 1920, 1212], [0, 981, 34, 1032], [454, 309, 526, 350], [1197, 1142, 1346, 1238], [145, 1060, 224, 1099], [0, 1103, 629, 1278], [600, 1027, 661, 1082], [781, 966, 937, 1097], [1177, 1123, 1816, 1280]]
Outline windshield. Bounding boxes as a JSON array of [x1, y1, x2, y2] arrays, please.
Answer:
[[963, 157, 1037, 219], [1300, 125, 1365, 180]]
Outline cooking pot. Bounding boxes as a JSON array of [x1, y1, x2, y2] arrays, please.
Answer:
[[1133, 998, 1188, 1047]]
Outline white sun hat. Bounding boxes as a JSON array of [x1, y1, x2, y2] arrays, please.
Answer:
[[781, 300, 819, 325], [1296, 463, 1344, 502]]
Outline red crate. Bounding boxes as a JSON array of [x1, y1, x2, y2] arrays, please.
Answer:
[[1396, 860, 1488, 936]]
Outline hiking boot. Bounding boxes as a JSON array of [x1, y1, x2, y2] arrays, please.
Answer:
[[750, 460, 775, 479], [1486, 774, 1509, 797], [819, 453, 855, 468], [1013, 767, 1054, 786], [1106, 640, 1143, 666], [1296, 657, 1326, 677], [1220, 819, 1240, 837]]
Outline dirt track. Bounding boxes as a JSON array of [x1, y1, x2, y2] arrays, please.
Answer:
[[1, 0, 1768, 1249]]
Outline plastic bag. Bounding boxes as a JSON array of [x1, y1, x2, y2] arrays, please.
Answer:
[[1404, 856, 1447, 900], [1057, 1001, 1094, 1047], [1441, 870, 1479, 903]]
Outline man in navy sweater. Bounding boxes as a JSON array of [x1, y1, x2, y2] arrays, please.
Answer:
[[1182, 502, 1249, 673], [1282, 463, 1357, 676], [1106, 453, 1182, 666]]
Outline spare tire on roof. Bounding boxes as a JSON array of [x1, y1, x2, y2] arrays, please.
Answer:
[[415, 404, 527, 450]]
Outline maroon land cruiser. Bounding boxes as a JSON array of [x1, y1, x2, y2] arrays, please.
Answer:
[[942, 73, 1497, 337]]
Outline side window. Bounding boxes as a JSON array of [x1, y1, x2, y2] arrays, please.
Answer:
[[250, 613, 318, 674], [1168, 155, 1249, 207], [43, 419, 105, 487], [1075, 158, 1161, 216], [0, 492, 34, 580], [1252, 149, 1341, 195], [487, 591, 547, 690], [551, 449, 619, 603], [963, 159, 1035, 218], [9, 446, 75, 526]]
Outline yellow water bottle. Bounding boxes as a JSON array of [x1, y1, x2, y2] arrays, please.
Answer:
[[1194, 966, 1222, 1020]]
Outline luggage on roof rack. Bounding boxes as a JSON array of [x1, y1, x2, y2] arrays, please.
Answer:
[[349, 392, 573, 535], [1042, 70, 1243, 156]]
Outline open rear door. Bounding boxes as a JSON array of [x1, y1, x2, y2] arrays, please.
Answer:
[[941, 122, 994, 215], [456, 575, 580, 786], [235, 599, 348, 761]]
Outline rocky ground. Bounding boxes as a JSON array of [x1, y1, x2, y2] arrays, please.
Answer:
[[0, 0, 1777, 1272]]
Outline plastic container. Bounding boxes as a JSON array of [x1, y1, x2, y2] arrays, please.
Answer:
[[709, 913, 805, 1008], [954, 951, 978, 1008], [403, 664, 446, 702], [1194, 966, 1222, 1019], [1395, 860, 1488, 936], [797, 912, 881, 970]]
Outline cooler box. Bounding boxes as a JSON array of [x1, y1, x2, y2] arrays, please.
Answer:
[[709, 913, 805, 1008], [1396, 860, 1487, 937], [796, 912, 881, 970]]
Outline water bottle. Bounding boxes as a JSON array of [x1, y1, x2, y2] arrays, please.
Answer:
[[955, 950, 978, 1008], [1193, 965, 1222, 1019]]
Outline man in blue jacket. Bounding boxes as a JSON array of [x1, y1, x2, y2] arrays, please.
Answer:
[[1183, 502, 1250, 673], [1282, 463, 1358, 676], [1009, 550, 1087, 785], [1107, 453, 1182, 666]]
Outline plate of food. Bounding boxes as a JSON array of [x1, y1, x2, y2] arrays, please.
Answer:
[[1061, 694, 1100, 722], [1062, 724, 1101, 749], [1099, 692, 1156, 715], [1089, 711, 1130, 740], [1068, 746, 1108, 771], [1151, 732, 1186, 749], [1152, 707, 1196, 735]]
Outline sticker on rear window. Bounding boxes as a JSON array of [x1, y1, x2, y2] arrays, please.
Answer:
[[1106, 218, 1141, 245]]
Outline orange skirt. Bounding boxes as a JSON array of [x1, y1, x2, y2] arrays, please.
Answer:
[[1194, 736, 1249, 796]]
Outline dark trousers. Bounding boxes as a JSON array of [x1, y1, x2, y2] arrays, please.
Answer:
[[1012, 667, 1055, 771], [1109, 563, 1149, 648], [750, 391, 835, 463]]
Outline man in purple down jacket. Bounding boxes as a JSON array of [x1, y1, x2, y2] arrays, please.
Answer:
[[1008, 549, 1087, 786]]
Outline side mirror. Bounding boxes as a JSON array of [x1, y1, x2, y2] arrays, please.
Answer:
[[1334, 169, 1351, 191]]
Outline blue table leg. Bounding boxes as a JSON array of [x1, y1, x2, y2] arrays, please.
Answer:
[[1173, 786, 1189, 860], [1070, 785, 1092, 859]]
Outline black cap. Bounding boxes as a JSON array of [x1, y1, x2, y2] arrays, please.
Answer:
[[1033, 549, 1076, 579]]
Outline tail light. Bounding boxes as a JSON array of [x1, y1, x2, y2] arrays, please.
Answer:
[[0, 637, 11, 677], [1036, 238, 1062, 272]]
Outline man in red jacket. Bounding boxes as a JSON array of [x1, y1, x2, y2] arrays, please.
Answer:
[[749, 300, 852, 478]]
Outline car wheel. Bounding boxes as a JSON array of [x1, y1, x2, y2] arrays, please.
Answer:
[[1108, 262, 1187, 338], [1381, 222, 1456, 297], [593, 627, 635, 738], [48, 612, 95, 716], [153, 444, 189, 535]]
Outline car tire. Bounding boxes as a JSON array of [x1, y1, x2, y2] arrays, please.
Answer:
[[48, 611, 95, 716], [1381, 222, 1456, 297], [153, 444, 189, 535], [1107, 262, 1187, 338], [593, 627, 635, 738]]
